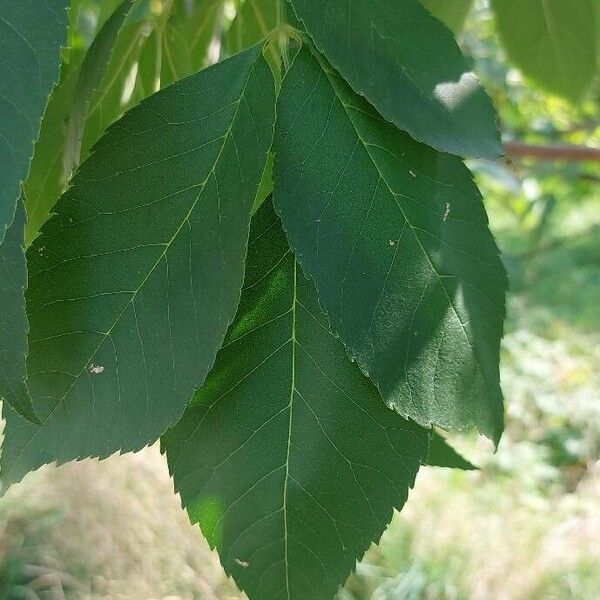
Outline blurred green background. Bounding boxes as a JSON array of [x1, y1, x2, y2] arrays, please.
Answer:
[[1, 1, 599, 598]]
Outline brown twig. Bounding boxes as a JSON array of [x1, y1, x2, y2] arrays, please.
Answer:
[[504, 142, 600, 163]]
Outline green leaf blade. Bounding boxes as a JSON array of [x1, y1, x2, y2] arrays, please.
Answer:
[[288, 0, 502, 159], [492, 0, 598, 102], [1, 44, 275, 486], [419, 0, 473, 34], [164, 201, 427, 600], [274, 47, 506, 444], [0, 0, 69, 242], [0, 200, 39, 423]]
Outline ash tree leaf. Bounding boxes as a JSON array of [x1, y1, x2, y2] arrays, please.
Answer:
[[274, 47, 507, 444], [288, 0, 502, 159], [0, 0, 69, 242], [419, 0, 473, 34], [492, 0, 598, 102], [163, 201, 427, 600], [63, 0, 137, 181], [80, 15, 154, 161], [0, 44, 275, 487], [0, 200, 39, 423]]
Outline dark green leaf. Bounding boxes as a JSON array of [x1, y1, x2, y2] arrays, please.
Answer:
[[288, 0, 502, 159], [420, 0, 473, 34], [492, 0, 598, 102], [274, 47, 506, 444], [425, 432, 476, 470], [0, 200, 38, 423], [0, 0, 69, 242], [164, 201, 427, 600], [1, 44, 275, 487]]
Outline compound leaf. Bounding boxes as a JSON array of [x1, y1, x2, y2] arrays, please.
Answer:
[[1, 44, 275, 487], [0, 0, 69, 243], [274, 47, 506, 444], [492, 0, 598, 102], [288, 0, 502, 159], [164, 201, 427, 600]]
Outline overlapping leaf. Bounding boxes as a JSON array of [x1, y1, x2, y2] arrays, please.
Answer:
[[274, 48, 507, 443], [288, 0, 502, 158], [492, 0, 598, 102], [0, 201, 38, 422], [0, 0, 69, 242], [1, 44, 275, 487], [164, 201, 427, 600]]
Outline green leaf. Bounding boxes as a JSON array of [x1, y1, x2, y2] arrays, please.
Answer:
[[227, 0, 279, 70], [419, 0, 473, 34], [274, 47, 506, 444], [0, 44, 275, 487], [23, 51, 84, 246], [163, 201, 427, 600], [288, 0, 502, 159], [0, 0, 69, 242], [425, 432, 476, 470], [63, 0, 137, 180], [492, 0, 598, 102], [80, 16, 153, 161], [0, 200, 38, 423]]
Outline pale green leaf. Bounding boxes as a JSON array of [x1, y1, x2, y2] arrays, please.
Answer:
[[23, 52, 84, 246], [1, 45, 275, 487], [63, 0, 137, 180], [420, 0, 473, 34], [288, 0, 502, 159], [0, 0, 69, 242], [274, 48, 506, 444], [164, 201, 427, 600], [0, 200, 38, 423], [227, 0, 279, 66], [80, 16, 153, 160], [492, 0, 598, 102]]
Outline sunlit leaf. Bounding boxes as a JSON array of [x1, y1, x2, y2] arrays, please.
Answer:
[[164, 201, 427, 600]]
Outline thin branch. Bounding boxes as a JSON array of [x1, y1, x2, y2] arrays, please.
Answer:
[[504, 141, 600, 163]]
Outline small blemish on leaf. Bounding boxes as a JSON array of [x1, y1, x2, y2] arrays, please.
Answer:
[[235, 558, 249, 568], [89, 364, 105, 375], [409, 170, 416, 178], [443, 202, 451, 221]]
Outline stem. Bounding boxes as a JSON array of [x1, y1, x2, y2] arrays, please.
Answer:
[[505, 141, 600, 163], [277, 0, 290, 70]]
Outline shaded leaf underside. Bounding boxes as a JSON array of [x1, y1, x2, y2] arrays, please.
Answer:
[[164, 201, 427, 600], [274, 47, 506, 443], [1, 44, 275, 486]]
